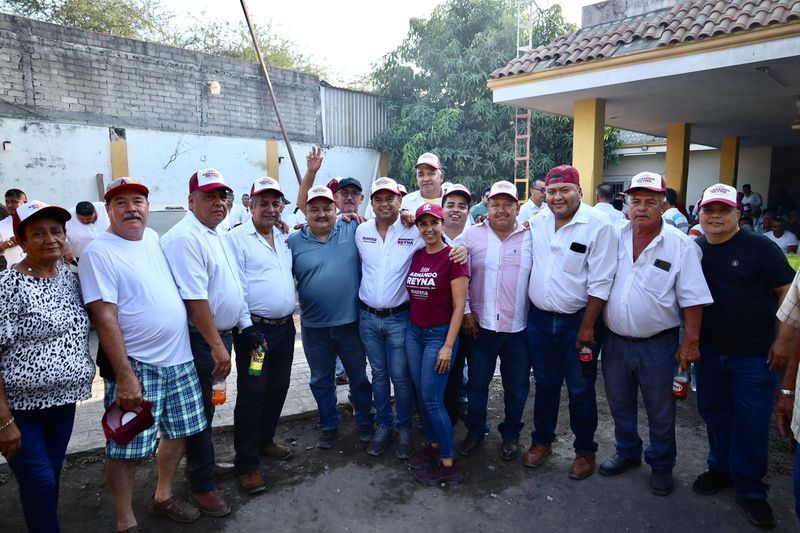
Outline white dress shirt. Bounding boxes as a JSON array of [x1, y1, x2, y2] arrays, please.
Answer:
[[160, 211, 246, 331], [0, 217, 25, 268], [518, 198, 545, 223], [356, 217, 424, 309], [604, 221, 713, 338], [66, 202, 110, 258], [401, 190, 442, 214], [528, 203, 617, 314], [594, 201, 624, 222], [226, 220, 295, 329]]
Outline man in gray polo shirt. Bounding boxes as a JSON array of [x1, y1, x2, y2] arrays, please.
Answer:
[[288, 185, 374, 449]]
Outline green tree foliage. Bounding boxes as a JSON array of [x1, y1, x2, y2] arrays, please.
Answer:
[[371, 0, 620, 194]]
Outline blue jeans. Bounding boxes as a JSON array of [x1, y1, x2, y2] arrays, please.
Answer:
[[406, 323, 457, 458], [359, 309, 414, 429], [301, 321, 373, 430], [465, 327, 530, 441], [602, 329, 679, 469], [527, 306, 600, 455], [8, 403, 76, 533], [696, 348, 776, 500]]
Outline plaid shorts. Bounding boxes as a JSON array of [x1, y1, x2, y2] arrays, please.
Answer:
[[103, 359, 207, 460]]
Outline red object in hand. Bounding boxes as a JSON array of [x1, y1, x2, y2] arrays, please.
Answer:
[[102, 400, 155, 445], [672, 368, 689, 400]]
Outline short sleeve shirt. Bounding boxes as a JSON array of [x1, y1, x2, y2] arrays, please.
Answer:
[[406, 246, 469, 328]]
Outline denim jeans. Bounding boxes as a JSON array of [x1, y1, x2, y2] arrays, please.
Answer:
[[445, 332, 473, 425], [233, 319, 296, 474], [406, 323, 457, 458], [696, 347, 776, 500], [359, 309, 414, 429], [301, 321, 374, 430], [8, 403, 76, 533], [527, 305, 601, 455], [465, 327, 530, 441], [185, 330, 233, 494], [602, 328, 679, 469]]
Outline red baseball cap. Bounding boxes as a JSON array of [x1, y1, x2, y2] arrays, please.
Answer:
[[104, 177, 149, 202], [415, 202, 444, 221], [545, 165, 580, 187], [189, 168, 232, 194]]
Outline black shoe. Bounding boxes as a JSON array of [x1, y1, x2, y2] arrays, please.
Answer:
[[396, 426, 414, 459], [692, 470, 733, 495], [501, 440, 520, 461], [458, 434, 484, 457], [599, 453, 642, 476], [736, 496, 775, 528], [317, 429, 338, 449], [650, 469, 674, 496], [358, 425, 374, 444], [367, 424, 393, 456]]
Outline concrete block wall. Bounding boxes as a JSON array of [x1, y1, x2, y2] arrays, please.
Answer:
[[0, 13, 321, 143]]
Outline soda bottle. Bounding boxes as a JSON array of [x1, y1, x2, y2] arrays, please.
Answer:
[[249, 334, 266, 376], [672, 366, 689, 400], [211, 378, 227, 406], [689, 363, 697, 392], [579, 346, 594, 377]]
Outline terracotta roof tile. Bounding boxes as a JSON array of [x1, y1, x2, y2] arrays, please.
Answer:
[[491, 0, 800, 79]]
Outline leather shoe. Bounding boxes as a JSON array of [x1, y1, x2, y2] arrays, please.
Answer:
[[522, 444, 551, 468], [183, 462, 236, 483], [457, 434, 484, 456], [501, 440, 520, 461], [599, 453, 641, 476], [190, 490, 231, 517], [261, 443, 293, 460], [238, 471, 267, 494], [650, 469, 674, 496], [568, 453, 596, 480]]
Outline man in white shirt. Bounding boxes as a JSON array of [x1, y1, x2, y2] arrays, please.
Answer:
[[662, 187, 689, 233], [226, 177, 297, 488], [765, 219, 798, 253], [594, 183, 624, 222], [741, 184, 763, 212], [79, 177, 207, 530], [161, 168, 241, 509], [401, 152, 445, 213], [524, 164, 617, 480], [65, 201, 110, 260], [518, 179, 547, 223], [599, 173, 712, 496], [0, 189, 27, 268]]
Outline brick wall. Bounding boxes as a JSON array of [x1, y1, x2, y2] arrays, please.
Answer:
[[0, 14, 322, 143]]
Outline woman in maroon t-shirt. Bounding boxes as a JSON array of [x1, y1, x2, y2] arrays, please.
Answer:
[[405, 202, 469, 486]]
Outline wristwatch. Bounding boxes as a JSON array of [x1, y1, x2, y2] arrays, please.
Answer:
[[779, 389, 796, 396]]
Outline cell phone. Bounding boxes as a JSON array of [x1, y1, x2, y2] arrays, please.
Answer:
[[570, 242, 587, 254]]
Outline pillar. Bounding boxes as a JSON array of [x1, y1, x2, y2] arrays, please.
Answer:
[[266, 140, 280, 179], [571, 98, 605, 193], [109, 134, 129, 179], [379, 153, 389, 178], [665, 123, 691, 202], [719, 136, 740, 187]]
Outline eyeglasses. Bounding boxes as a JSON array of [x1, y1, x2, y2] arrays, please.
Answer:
[[336, 191, 361, 198]]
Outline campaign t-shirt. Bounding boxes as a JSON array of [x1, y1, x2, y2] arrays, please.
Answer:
[[696, 230, 795, 355], [406, 246, 469, 328]]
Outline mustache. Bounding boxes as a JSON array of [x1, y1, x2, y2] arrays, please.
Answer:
[[123, 213, 143, 221]]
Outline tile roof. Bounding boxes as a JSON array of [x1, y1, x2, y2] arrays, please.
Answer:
[[490, 0, 800, 79]]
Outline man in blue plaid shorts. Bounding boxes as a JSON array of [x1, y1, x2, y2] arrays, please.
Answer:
[[79, 178, 208, 532]]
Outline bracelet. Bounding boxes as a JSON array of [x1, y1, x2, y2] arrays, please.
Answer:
[[779, 389, 796, 396], [0, 416, 15, 431]]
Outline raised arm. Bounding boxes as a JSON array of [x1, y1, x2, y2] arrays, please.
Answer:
[[296, 145, 324, 215]]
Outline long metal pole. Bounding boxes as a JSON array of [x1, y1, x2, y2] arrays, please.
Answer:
[[239, 0, 303, 186]]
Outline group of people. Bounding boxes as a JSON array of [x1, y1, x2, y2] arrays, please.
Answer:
[[2, 150, 800, 531]]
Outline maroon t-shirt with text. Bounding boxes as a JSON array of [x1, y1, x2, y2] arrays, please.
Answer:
[[406, 246, 470, 328]]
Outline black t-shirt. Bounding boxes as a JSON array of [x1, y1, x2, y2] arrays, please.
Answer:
[[696, 230, 795, 355]]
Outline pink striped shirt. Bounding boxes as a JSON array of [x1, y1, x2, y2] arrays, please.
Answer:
[[463, 221, 532, 333]]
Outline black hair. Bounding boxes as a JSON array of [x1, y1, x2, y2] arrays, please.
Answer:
[[4, 188, 26, 200], [665, 188, 678, 206], [596, 183, 614, 201], [75, 201, 96, 216]]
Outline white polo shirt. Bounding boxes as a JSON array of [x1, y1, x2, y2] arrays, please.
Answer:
[[160, 211, 245, 331], [226, 219, 295, 328], [0, 216, 25, 268], [605, 221, 713, 338], [356, 216, 424, 309], [594, 201, 624, 222], [528, 202, 617, 314], [66, 202, 110, 258]]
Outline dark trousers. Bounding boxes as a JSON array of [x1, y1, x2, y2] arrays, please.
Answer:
[[445, 332, 473, 425], [233, 319, 296, 474], [185, 330, 233, 494], [8, 403, 76, 533]]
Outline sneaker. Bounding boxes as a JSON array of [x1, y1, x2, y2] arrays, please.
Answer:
[[358, 425, 375, 443], [408, 444, 439, 470], [367, 424, 393, 456], [415, 462, 463, 486], [693, 470, 733, 495], [736, 496, 776, 528], [396, 426, 414, 459], [317, 428, 338, 449]]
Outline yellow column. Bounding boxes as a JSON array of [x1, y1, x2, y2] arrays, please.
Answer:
[[109, 138, 129, 179], [719, 136, 740, 187], [571, 98, 605, 192], [379, 153, 389, 178], [266, 140, 280, 179], [665, 123, 691, 202]]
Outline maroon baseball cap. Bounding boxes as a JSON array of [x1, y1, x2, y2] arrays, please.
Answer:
[[189, 168, 232, 194], [545, 165, 580, 187], [415, 202, 444, 221]]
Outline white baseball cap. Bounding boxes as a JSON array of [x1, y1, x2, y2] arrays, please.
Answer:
[[307, 185, 334, 203], [13, 200, 71, 238], [189, 168, 232, 194], [624, 172, 666, 193], [415, 152, 442, 170], [488, 180, 518, 200], [370, 177, 401, 198], [699, 183, 738, 208], [250, 176, 289, 203], [442, 184, 473, 204]]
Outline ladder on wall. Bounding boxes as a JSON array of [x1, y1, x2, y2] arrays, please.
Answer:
[[513, 0, 535, 201]]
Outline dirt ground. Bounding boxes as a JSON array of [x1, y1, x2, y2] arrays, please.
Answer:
[[1, 376, 797, 533]]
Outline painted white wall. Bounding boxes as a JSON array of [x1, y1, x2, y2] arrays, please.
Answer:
[[0, 118, 111, 208]]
